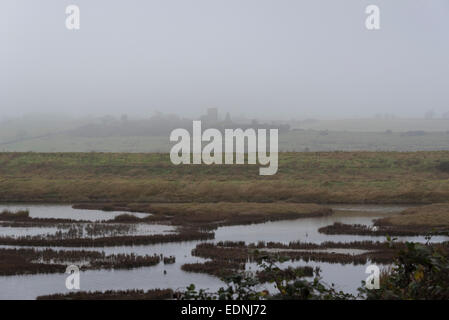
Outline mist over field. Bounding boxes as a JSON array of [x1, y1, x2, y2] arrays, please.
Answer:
[[0, 112, 449, 152]]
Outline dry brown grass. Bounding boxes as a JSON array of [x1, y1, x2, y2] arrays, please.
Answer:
[[378, 203, 449, 227], [1, 151, 449, 204]]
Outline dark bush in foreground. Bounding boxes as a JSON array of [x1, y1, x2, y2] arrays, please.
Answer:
[[360, 241, 449, 300], [178, 256, 354, 300]]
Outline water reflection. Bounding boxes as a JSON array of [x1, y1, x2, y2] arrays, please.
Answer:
[[0, 204, 447, 299]]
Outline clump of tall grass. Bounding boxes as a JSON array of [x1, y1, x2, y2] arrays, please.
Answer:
[[112, 214, 141, 222], [0, 209, 30, 221]]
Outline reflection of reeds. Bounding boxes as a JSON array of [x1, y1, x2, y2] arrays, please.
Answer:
[[37, 289, 174, 300]]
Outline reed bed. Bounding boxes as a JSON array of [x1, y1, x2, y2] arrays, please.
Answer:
[[256, 266, 314, 283], [163, 256, 176, 264], [0, 209, 31, 221], [217, 240, 401, 251], [0, 228, 214, 247], [318, 222, 447, 236], [37, 289, 174, 300], [0, 209, 94, 224], [189, 241, 400, 268], [0, 248, 174, 276], [181, 260, 244, 278]]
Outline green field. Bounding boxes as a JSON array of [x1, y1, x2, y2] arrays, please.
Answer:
[[1, 151, 448, 204]]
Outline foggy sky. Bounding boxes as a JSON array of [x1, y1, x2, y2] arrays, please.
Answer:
[[1, 0, 449, 119]]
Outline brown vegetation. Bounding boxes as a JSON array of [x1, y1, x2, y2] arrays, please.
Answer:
[[319, 222, 449, 236], [1, 152, 449, 204], [0, 209, 90, 224], [318, 222, 426, 236], [163, 256, 176, 264], [256, 266, 314, 283], [0, 209, 31, 221], [37, 289, 174, 300], [319, 205, 449, 236], [375, 203, 449, 228], [180, 241, 407, 278], [181, 260, 244, 278], [0, 228, 214, 247], [0, 248, 172, 276], [217, 240, 396, 250]]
